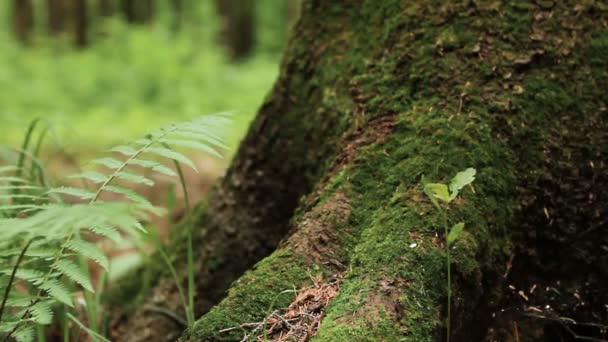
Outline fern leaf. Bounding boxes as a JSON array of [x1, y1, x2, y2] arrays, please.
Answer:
[[111, 145, 138, 156], [65, 239, 109, 270], [0, 176, 28, 184], [29, 300, 53, 325], [13, 324, 34, 342], [113, 171, 154, 186], [0, 185, 44, 191], [159, 138, 222, 159], [87, 224, 122, 243], [69, 171, 107, 184], [52, 259, 93, 292], [46, 187, 95, 200], [93, 157, 123, 170], [0, 165, 19, 174], [126, 158, 176, 177], [40, 279, 73, 306], [172, 130, 228, 150], [144, 147, 197, 171], [103, 185, 155, 210], [67, 313, 111, 342], [0, 268, 45, 285]]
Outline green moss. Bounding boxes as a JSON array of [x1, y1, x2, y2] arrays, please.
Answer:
[[187, 0, 608, 340], [187, 249, 311, 341]]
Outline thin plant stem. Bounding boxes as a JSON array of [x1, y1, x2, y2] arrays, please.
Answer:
[[443, 210, 451, 342], [167, 142, 195, 327], [0, 239, 33, 323]]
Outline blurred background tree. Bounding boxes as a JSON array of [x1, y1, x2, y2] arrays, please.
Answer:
[[1, 0, 300, 154]]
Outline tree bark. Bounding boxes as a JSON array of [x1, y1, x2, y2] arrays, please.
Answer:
[[72, 0, 88, 47], [215, 0, 255, 60], [47, 0, 66, 35], [12, 0, 34, 44], [114, 1, 608, 341], [122, 0, 155, 24], [169, 0, 182, 32], [99, 0, 114, 17]]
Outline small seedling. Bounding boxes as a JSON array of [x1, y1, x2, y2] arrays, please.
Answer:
[[422, 168, 476, 342]]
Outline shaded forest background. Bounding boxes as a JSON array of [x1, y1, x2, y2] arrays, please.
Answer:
[[1, 0, 298, 152]]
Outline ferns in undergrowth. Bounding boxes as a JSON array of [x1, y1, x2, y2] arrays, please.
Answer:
[[0, 113, 230, 341]]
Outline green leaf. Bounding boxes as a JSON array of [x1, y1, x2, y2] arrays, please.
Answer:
[[103, 185, 156, 212], [67, 313, 111, 342], [159, 138, 223, 159], [449, 168, 476, 200], [46, 187, 95, 200], [29, 301, 53, 325], [69, 171, 107, 184], [447, 222, 465, 245], [65, 239, 110, 270], [88, 224, 122, 243], [145, 147, 197, 171], [113, 171, 154, 186], [93, 157, 123, 170], [111, 145, 138, 156], [40, 279, 73, 307], [126, 158, 176, 177], [52, 259, 94, 292], [424, 183, 451, 204], [13, 325, 34, 342]]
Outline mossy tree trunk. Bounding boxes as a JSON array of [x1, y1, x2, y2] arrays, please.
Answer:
[[114, 1, 608, 341]]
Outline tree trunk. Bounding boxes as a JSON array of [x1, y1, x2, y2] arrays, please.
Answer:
[[113, 1, 608, 341], [72, 0, 88, 47], [12, 0, 34, 44], [122, 0, 155, 24], [168, 0, 182, 32], [47, 0, 66, 35], [215, 0, 255, 60], [99, 0, 114, 17]]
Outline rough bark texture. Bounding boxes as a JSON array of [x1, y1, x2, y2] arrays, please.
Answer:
[[114, 1, 608, 341]]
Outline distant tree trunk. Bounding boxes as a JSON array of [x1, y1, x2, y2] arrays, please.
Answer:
[[73, 0, 88, 47], [99, 0, 114, 17], [122, 0, 155, 24], [215, 0, 255, 60], [169, 0, 182, 32], [47, 0, 66, 35], [12, 0, 34, 44]]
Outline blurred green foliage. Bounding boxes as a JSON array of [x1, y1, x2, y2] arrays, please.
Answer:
[[0, 1, 294, 153]]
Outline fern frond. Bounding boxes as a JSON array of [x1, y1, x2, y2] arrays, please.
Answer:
[[13, 324, 35, 342], [46, 187, 95, 201], [143, 147, 197, 171], [64, 239, 109, 270], [28, 300, 53, 325], [93, 157, 124, 170], [86, 224, 122, 244], [158, 138, 222, 158], [0, 269, 45, 285], [52, 259, 93, 292], [39, 279, 72, 307], [126, 158, 176, 177]]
